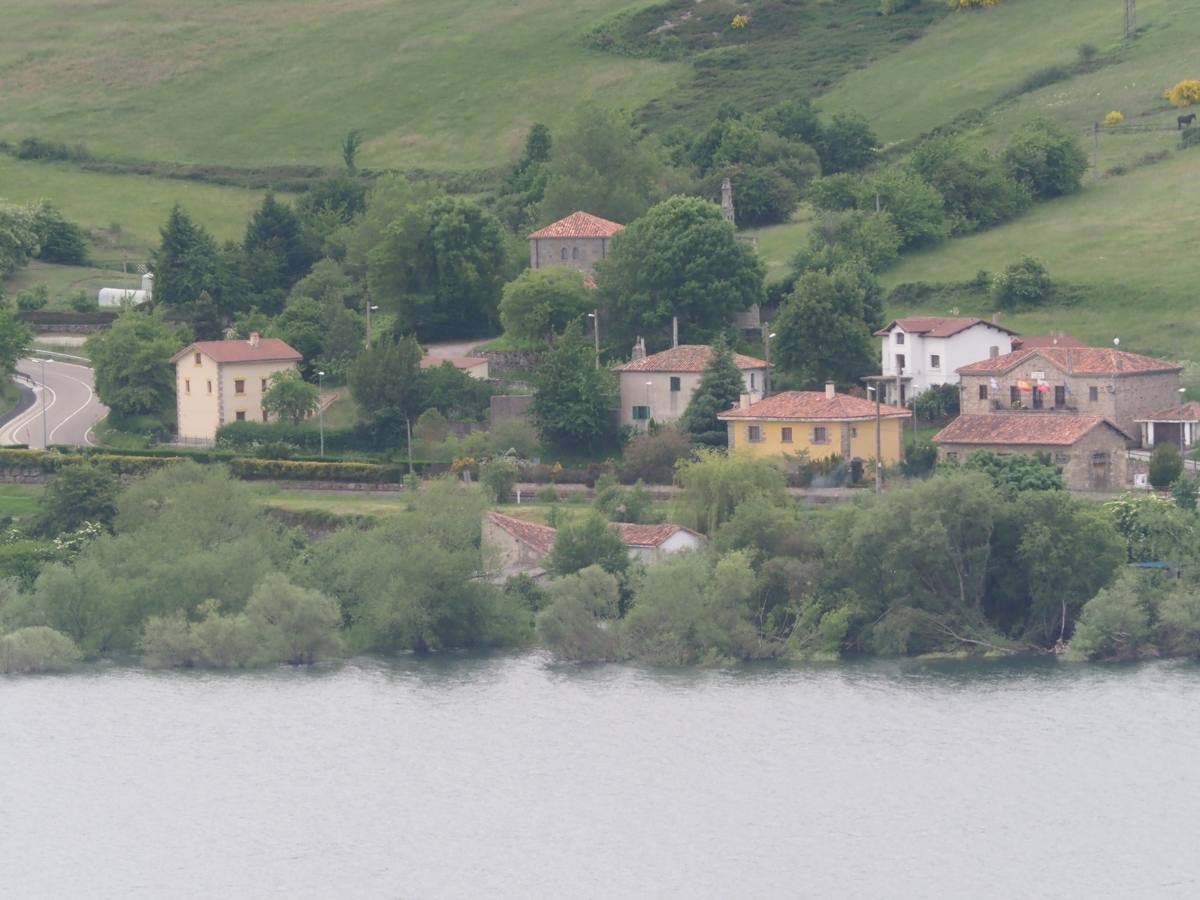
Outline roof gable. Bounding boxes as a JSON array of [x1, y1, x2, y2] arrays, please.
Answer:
[[486, 512, 557, 556], [958, 346, 1182, 377], [874, 316, 1018, 338], [933, 414, 1129, 446], [616, 344, 769, 373], [528, 211, 624, 239], [718, 390, 909, 421], [171, 338, 302, 365]]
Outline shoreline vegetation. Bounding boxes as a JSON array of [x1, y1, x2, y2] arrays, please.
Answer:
[[3, 452, 1199, 676]]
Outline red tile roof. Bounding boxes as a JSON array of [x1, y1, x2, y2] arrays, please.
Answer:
[[958, 346, 1182, 376], [615, 523, 705, 548], [933, 414, 1127, 446], [171, 338, 302, 364], [1135, 401, 1200, 423], [1012, 333, 1084, 350], [486, 512, 556, 556], [420, 355, 487, 370], [718, 391, 909, 422], [874, 316, 1018, 338], [528, 211, 625, 239], [616, 345, 769, 373]]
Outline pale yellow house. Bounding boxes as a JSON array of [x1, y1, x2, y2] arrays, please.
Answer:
[[718, 384, 910, 465], [171, 333, 303, 444]]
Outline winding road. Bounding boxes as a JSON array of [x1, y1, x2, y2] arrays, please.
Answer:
[[0, 358, 107, 448]]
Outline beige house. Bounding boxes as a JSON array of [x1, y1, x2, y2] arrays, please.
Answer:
[[615, 344, 770, 431], [528, 211, 624, 276], [171, 333, 303, 444]]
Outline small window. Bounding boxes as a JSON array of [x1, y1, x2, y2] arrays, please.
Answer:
[[207, 380, 213, 395], [930, 354, 940, 369], [989, 345, 1000, 359], [560, 247, 568, 260], [194, 352, 202, 366], [851, 427, 858, 438], [747, 425, 763, 443], [895, 333, 905, 345], [632, 406, 650, 421], [1054, 452, 1070, 465], [261, 378, 269, 392], [234, 379, 245, 395], [235, 411, 246, 422], [946, 452, 959, 462], [1054, 385, 1066, 408], [978, 384, 988, 401], [781, 427, 793, 443], [1010, 386, 1020, 405], [1089, 386, 1099, 402], [750, 372, 757, 390], [572, 247, 579, 260], [184, 379, 191, 395], [813, 426, 828, 444], [669, 376, 681, 392]]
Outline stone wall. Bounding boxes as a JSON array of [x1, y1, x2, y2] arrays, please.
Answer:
[[490, 394, 534, 427], [529, 236, 610, 275], [937, 428, 1128, 491], [482, 350, 542, 376]]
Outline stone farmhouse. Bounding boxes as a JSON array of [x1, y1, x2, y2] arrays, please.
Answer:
[[528, 210, 624, 277], [615, 344, 770, 431], [874, 316, 1018, 405]]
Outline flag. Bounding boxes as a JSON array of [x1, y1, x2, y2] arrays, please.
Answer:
[[990, 378, 1000, 390], [1063, 383, 1072, 396], [1018, 380, 1032, 392]]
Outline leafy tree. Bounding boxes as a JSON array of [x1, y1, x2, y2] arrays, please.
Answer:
[[815, 113, 879, 174], [336, 175, 443, 280], [349, 333, 424, 436], [547, 512, 630, 578], [87, 309, 185, 422], [992, 257, 1052, 308], [961, 449, 1063, 494], [0, 308, 32, 378], [679, 337, 747, 446], [772, 267, 876, 387], [536, 565, 621, 661], [244, 572, 342, 665], [620, 427, 694, 484], [908, 136, 1031, 233], [531, 322, 617, 452], [598, 195, 765, 345], [913, 383, 960, 423], [1067, 570, 1155, 661], [271, 296, 325, 376], [32, 463, 119, 537], [1171, 475, 1199, 511], [241, 193, 314, 314], [263, 370, 319, 425], [420, 361, 495, 421], [761, 98, 822, 146], [673, 449, 788, 535], [793, 210, 902, 274], [1149, 442, 1184, 488], [480, 457, 519, 503], [1004, 119, 1089, 199], [342, 129, 363, 172], [29, 201, 88, 264], [1106, 493, 1200, 562], [499, 267, 593, 345], [152, 205, 222, 308], [0, 626, 81, 674], [0, 200, 41, 278]]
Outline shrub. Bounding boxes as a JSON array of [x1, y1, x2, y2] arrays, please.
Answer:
[[992, 257, 1053, 308], [1148, 442, 1183, 488], [16, 285, 49, 311], [1067, 572, 1154, 661], [1004, 120, 1089, 199], [67, 290, 94, 313], [244, 573, 342, 665], [480, 457, 519, 503], [1104, 111, 1124, 125], [1181, 127, 1200, 149], [535, 484, 559, 503], [1171, 475, 1199, 511], [0, 626, 81, 673], [949, 0, 1001, 7], [1166, 79, 1200, 109], [141, 611, 201, 668], [912, 383, 960, 423], [902, 438, 939, 477]]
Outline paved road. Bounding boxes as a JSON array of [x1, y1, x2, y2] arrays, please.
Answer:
[[1, 358, 107, 448]]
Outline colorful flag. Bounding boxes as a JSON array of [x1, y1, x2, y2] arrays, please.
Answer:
[[1017, 380, 1032, 392]]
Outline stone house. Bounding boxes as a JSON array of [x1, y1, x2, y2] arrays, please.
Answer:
[[957, 347, 1183, 445], [874, 316, 1018, 405], [528, 210, 624, 276], [933, 414, 1129, 492], [170, 333, 303, 444], [1135, 401, 1200, 451], [615, 344, 770, 431]]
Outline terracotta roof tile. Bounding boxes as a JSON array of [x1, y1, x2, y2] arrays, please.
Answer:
[[616, 344, 769, 373], [874, 316, 1018, 338], [718, 391, 909, 422], [171, 338, 302, 364], [614, 523, 705, 548], [958, 347, 1182, 376], [1135, 401, 1200, 423], [528, 211, 624, 239], [933, 414, 1125, 446], [486, 512, 557, 556], [1012, 333, 1084, 350]]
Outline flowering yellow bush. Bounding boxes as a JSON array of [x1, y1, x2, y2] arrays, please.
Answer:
[[1104, 110, 1124, 125], [949, 0, 1001, 8], [450, 456, 476, 475], [1166, 79, 1200, 108], [731, 13, 750, 29]]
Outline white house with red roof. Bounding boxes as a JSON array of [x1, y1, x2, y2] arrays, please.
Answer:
[[170, 332, 303, 444], [874, 316, 1018, 405], [615, 344, 770, 430], [528, 210, 624, 276]]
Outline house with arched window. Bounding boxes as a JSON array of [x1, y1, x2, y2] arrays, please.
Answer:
[[528, 210, 624, 276]]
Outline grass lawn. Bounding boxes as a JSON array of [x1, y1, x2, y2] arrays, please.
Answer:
[[255, 486, 411, 518], [0, 484, 45, 522], [319, 393, 361, 430], [745, 212, 816, 284]]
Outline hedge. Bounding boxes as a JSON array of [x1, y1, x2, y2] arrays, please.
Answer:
[[17, 310, 117, 326], [216, 420, 400, 454]]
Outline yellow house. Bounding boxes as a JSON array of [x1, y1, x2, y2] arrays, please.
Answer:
[[170, 333, 303, 444], [717, 384, 910, 464]]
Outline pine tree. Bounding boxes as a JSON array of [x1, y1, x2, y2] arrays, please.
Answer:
[[153, 205, 221, 307], [531, 322, 618, 452], [679, 337, 747, 447], [241, 193, 313, 313]]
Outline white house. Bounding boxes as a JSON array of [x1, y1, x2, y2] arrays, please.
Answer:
[[99, 272, 153, 307], [615, 343, 770, 431], [874, 316, 1017, 406]]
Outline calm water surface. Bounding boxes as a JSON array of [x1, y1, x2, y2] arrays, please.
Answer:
[[3, 655, 1199, 899]]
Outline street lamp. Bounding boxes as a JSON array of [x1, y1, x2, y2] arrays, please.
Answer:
[[764, 330, 776, 396], [317, 370, 325, 458], [365, 303, 380, 349], [587, 310, 600, 369]]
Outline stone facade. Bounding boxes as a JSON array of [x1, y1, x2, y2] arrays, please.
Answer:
[[528, 235, 613, 276], [937, 425, 1127, 492]]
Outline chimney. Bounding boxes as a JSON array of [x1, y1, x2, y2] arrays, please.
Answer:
[[739, 392, 752, 410], [825, 382, 836, 400], [631, 337, 646, 361], [248, 331, 260, 348], [672, 316, 679, 349]]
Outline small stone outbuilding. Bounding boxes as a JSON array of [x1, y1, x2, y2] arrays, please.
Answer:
[[528, 211, 624, 276]]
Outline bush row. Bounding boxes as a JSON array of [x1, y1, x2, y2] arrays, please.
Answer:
[[215, 420, 400, 455]]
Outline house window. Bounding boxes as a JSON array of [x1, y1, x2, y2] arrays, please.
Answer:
[[989, 345, 1000, 358], [850, 427, 858, 438], [747, 425, 763, 443], [930, 354, 941, 369], [235, 411, 246, 422], [184, 379, 191, 395], [234, 379, 245, 395], [572, 247, 579, 260], [813, 426, 828, 444], [194, 352, 202, 366], [1054, 385, 1066, 408], [946, 452, 958, 462], [632, 406, 650, 421], [978, 384, 988, 401], [895, 333, 905, 345], [750, 373, 757, 390], [1089, 386, 1099, 402], [1054, 452, 1070, 465], [781, 427, 793, 443], [1010, 386, 1020, 406], [560, 247, 568, 260], [207, 380, 213, 394], [670, 376, 681, 392], [261, 378, 269, 392], [896, 354, 906, 371]]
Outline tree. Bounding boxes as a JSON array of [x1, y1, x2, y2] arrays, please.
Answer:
[[547, 512, 630, 578], [679, 337, 746, 447], [272, 296, 325, 376], [1149, 442, 1184, 488], [815, 113, 879, 174], [349, 333, 424, 436], [992, 257, 1053, 308], [1067, 570, 1155, 661], [598, 195, 765, 345], [793, 210, 902, 274], [530, 322, 618, 452], [241, 193, 314, 314], [244, 572, 342, 665], [152, 205, 222, 308], [263, 370, 319, 425], [29, 201, 88, 264], [499, 267, 593, 345], [1004, 119, 1089, 199], [0, 308, 32, 378], [909, 136, 1031, 234], [673, 449, 788, 535], [32, 462, 119, 537], [963, 449, 1064, 494], [772, 267, 876, 387], [0, 200, 42, 278], [342, 129, 363, 172], [536, 565, 621, 661], [87, 309, 185, 422]]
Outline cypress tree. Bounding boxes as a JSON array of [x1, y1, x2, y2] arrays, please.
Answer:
[[153, 205, 221, 307], [679, 336, 747, 447]]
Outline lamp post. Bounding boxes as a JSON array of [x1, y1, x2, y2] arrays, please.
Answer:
[[365, 303, 380, 349], [645, 380, 653, 432], [587, 310, 600, 369], [317, 370, 325, 458], [764, 329, 776, 396]]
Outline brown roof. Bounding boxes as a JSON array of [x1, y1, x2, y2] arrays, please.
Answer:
[[420, 355, 487, 370], [1012, 333, 1084, 350], [957, 346, 1182, 377], [486, 512, 556, 556], [616, 345, 770, 373], [718, 391, 909, 422], [1135, 401, 1200, 423], [528, 211, 624, 239], [933, 414, 1127, 446], [171, 338, 302, 365], [614, 523, 705, 548], [874, 316, 1018, 338]]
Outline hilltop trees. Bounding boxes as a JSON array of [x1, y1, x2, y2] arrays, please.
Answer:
[[241, 193, 315, 314]]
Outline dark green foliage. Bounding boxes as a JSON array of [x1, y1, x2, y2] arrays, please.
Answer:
[[1182, 127, 1200, 149], [962, 449, 1064, 494], [772, 267, 875, 388], [262, 370, 319, 425], [349, 333, 423, 435], [679, 336, 747, 446], [480, 457, 519, 503], [342, 130, 363, 172], [992, 256, 1053, 308], [620, 427, 694, 484], [1171, 476, 1198, 511], [15, 284, 48, 310], [1149, 442, 1184, 488], [419, 361, 495, 422], [901, 438, 939, 477], [32, 463, 119, 537], [152, 205, 222, 308], [0, 626, 81, 673], [30, 202, 88, 264], [793, 210, 902, 275], [815, 113, 880, 174], [808, 169, 949, 252], [241, 193, 315, 314], [1004, 119, 1089, 199], [87, 309, 186, 421], [531, 322, 618, 452], [547, 512, 630, 578], [1106, 493, 1199, 563], [499, 267, 593, 345], [1067, 570, 1157, 661], [0, 308, 31, 378], [271, 296, 324, 376], [909, 136, 1032, 234], [673, 449, 789, 535], [913, 383, 960, 422]]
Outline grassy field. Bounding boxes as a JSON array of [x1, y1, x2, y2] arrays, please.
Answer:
[[0, 484, 45, 522]]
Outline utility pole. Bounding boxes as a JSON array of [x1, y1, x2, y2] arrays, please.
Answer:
[[588, 310, 600, 369], [1093, 121, 1101, 181], [365, 301, 379, 349], [317, 370, 325, 458], [1124, 0, 1136, 40]]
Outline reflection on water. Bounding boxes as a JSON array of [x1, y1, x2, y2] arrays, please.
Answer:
[[3, 655, 1199, 899]]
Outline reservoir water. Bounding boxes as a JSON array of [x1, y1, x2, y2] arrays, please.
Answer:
[[3, 655, 1199, 899]]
